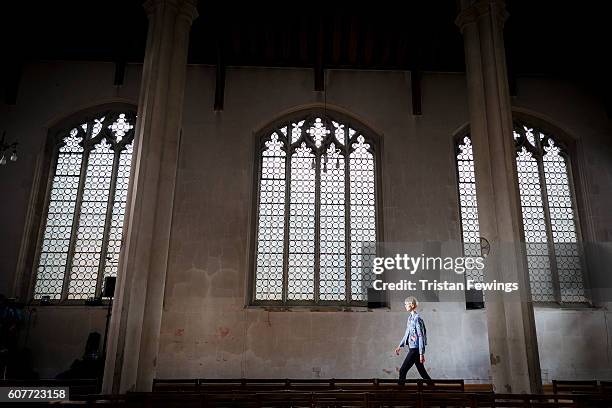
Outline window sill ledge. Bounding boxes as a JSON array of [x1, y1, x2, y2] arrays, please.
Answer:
[[533, 302, 597, 311]]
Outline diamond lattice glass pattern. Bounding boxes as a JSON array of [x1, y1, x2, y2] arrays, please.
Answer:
[[68, 139, 115, 299], [456, 123, 586, 304], [515, 124, 586, 303], [516, 147, 555, 302], [34, 111, 136, 301], [456, 136, 483, 284], [288, 143, 316, 300], [254, 116, 378, 304], [457, 123, 588, 303], [255, 133, 286, 301], [542, 139, 585, 302], [320, 144, 346, 301], [102, 142, 133, 293], [349, 135, 376, 301], [34, 131, 84, 299]]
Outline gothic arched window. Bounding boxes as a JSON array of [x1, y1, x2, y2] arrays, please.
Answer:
[[456, 121, 587, 304], [253, 114, 380, 305], [33, 110, 136, 301]]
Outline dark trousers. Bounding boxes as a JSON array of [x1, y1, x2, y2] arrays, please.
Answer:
[[398, 348, 432, 385]]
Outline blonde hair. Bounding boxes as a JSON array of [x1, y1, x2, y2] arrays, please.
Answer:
[[404, 296, 418, 308]]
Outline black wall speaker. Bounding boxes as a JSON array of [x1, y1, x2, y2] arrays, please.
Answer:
[[367, 287, 386, 308], [465, 288, 485, 310], [103, 276, 116, 298]]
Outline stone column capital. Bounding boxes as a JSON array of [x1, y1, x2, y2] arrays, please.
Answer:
[[455, 0, 509, 33], [143, 0, 198, 24]]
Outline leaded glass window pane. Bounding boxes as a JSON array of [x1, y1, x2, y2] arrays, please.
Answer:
[[516, 146, 555, 302], [288, 143, 316, 300], [34, 131, 84, 300], [349, 135, 376, 301], [456, 137, 484, 286], [255, 133, 286, 301], [456, 122, 587, 305], [320, 144, 346, 301], [254, 115, 379, 305], [542, 138, 586, 302], [103, 143, 133, 286], [33, 111, 136, 301], [68, 139, 115, 299]]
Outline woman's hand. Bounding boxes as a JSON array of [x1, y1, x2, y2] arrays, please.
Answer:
[[420, 354, 425, 364]]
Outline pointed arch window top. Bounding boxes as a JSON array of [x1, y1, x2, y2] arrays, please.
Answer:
[[513, 123, 568, 158], [273, 115, 376, 155], [33, 110, 137, 302], [253, 112, 380, 306], [456, 120, 586, 305], [59, 111, 137, 150]]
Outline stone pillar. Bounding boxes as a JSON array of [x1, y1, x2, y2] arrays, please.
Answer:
[[102, 0, 197, 393], [456, 0, 542, 393]]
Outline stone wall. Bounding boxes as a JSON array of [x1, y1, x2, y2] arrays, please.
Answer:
[[1, 62, 611, 380], [157, 66, 612, 381], [0, 61, 140, 378]]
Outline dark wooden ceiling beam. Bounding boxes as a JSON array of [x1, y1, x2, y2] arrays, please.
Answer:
[[347, 16, 359, 65], [331, 15, 342, 66], [411, 16, 423, 116], [299, 19, 309, 65], [281, 20, 291, 63], [411, 70, 422, 116], [314, 16, 325, 92], [506, 46, 517, 97], [363, 22, 374, 67], [4, 61, 22, 105], [605, 80, 612, 119], [214, 22, 226, 111], [113, 60, 126, 87], [214, 61, 226, 111], [396, 36, 408, 69]]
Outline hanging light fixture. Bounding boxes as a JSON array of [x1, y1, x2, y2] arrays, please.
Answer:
[[0, 131, 18, 166]]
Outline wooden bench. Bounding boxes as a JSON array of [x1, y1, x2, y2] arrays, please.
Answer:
[[552, 380, 599, 395], [599, 381, 612, 395], [477, 393, 577, 408], [65, 389, 611, 407], [152, 377, 465, 393]]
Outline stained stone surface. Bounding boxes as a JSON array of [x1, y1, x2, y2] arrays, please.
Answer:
[[1, 63, 611, 381]]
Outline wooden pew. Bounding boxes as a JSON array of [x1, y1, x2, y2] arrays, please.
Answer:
[[552, 380, 599, 395], [477, 392, 611, 408], [125, 391, 205, 408], [421, 391, 476, 407], [364, 390, 420, 408], [599, 381, 612, 395], [65, 389, 612, 408], [152, 378, 199, 392], [152, 377, 465, 393]]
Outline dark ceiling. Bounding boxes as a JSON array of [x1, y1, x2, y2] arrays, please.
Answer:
[[1, 1, 610, 111]]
